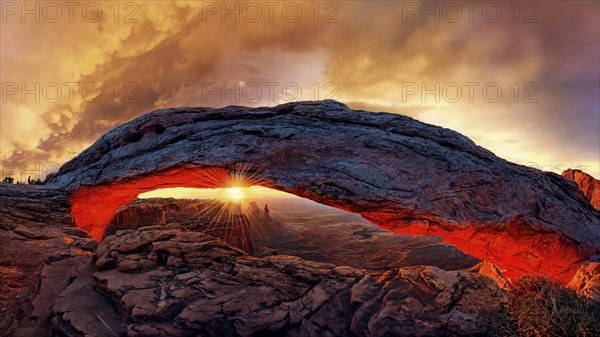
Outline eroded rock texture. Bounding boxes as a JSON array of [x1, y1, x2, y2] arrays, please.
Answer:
[[568, 255, 600, 303], [46, 100, 600, 283], [561, 170, 600, 301], [0, 184, 506, 337], [0, 185, 96, 336], [74, 224, 504, 337], [563, 169, 600, 210]]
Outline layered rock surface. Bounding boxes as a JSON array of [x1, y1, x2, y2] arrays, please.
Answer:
[[0, 184, 506, 337], [45, 100, 600, 283], [75, 224, 504, 337], [561, 170, 600, 298], [0, 185, 96, 336], [563, 169, 600, 210], [568, 255, 600, 303]]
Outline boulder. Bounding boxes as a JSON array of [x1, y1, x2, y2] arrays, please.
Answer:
[[568, 255, 600, 303]]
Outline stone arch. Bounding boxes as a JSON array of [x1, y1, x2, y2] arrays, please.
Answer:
[[47, 100, 600, 284]]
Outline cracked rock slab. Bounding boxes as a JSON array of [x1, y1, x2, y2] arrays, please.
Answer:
[[81, 225, 506, 337]]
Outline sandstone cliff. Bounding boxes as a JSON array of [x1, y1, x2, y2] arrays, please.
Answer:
[[563, 168, 600, 210]]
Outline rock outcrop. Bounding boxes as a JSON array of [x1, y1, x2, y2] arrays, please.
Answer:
[[0, 184, 506, 336], [52, 224, 502, 337], [0, 185, 96, 336], [107, 198, 255, 254], [563, 169, 600, 210], [560, 170, 600, 301], [45, 100, 600, 283], [568, 255, 600, 303]]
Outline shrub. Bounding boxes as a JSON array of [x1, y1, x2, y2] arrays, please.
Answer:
[[491, 274, 600, 337]]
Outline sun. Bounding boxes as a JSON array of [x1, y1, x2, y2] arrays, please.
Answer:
[[224, 187, 245, 202]]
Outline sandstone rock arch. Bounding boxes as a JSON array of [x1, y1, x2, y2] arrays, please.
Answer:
[[46, 100, 600, 284]]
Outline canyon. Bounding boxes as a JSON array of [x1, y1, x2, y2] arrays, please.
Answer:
[[106, 197, 481, 274]]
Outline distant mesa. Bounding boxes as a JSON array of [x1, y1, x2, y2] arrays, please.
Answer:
[[43, 100, 600, 284]]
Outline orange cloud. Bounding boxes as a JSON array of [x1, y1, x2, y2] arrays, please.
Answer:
[[1, 1, 598, 180]]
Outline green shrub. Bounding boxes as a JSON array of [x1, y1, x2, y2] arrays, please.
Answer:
[[491, 274, 600, 337]]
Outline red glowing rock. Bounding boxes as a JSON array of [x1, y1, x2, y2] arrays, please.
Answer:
[[69, 167, 232, 240], [46, 100, 600, 284], [568, 257, 600, 302], [562, 169, 600, 210]]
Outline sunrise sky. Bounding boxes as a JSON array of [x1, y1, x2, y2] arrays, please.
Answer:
[[1, 0, 599, 181]]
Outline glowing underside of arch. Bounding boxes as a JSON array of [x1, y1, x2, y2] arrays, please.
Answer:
[[69, 166, 583, 285]]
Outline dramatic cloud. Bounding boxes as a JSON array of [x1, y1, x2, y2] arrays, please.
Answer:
[[1, 0, 598, 182]]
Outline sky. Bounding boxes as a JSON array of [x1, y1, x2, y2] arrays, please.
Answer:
[[1, 0, 599, 183], [138, 186, 298, 200]]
